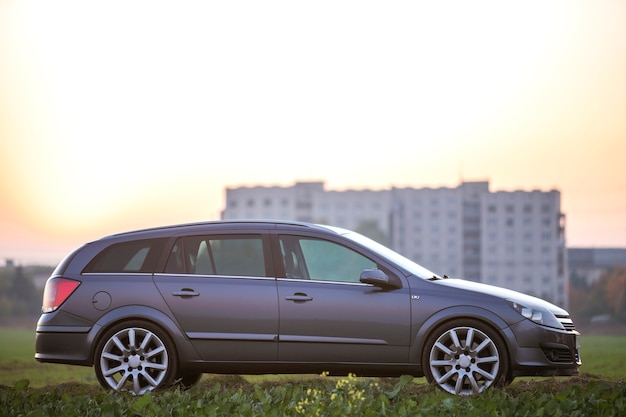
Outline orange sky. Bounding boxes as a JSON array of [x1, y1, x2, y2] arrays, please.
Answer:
[[1, 1, 625, 265]]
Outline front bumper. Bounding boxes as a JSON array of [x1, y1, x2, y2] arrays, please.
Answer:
[[508, 319, 581, 377]]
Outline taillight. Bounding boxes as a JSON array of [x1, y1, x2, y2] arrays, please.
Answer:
[[42, 277, 80, 313]]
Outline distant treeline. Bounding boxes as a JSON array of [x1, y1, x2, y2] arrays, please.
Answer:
[[0, 265, 52, 320], [570, 265, 626, 323]]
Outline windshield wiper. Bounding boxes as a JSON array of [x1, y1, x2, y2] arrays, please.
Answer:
[[428, 274, 449, 281]]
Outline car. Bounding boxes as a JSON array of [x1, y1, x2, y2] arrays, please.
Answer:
[[36, 220, 581, 395]]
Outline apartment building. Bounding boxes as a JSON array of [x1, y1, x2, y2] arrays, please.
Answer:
[[222, 180, 568, 307]]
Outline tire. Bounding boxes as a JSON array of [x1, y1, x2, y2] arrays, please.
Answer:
[[422, 319, 509, 395], [94, 320, 178, 395]]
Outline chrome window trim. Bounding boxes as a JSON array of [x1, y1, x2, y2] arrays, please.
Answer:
[[153, 273, 276, 281], [277, 277, 370, 286], [81, 272, 154, 276]]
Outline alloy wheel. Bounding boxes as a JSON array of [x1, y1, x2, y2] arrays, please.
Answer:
[[428, 325, 501, 395], [97, 326, 171, 395]]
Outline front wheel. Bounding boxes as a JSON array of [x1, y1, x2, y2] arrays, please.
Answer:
[[94, 321, 178, 395], [422, 319, 509, 395]]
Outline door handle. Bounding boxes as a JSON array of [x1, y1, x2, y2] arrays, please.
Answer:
[[285, 292, 313, 302], [172, 289, 200, 297]]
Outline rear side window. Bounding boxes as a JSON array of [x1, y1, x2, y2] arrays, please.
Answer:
[[164, 235, 266, 277], [83, 238, 168, 273]]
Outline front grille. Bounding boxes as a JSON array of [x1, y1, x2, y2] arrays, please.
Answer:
[[556, 314, 576, 331]]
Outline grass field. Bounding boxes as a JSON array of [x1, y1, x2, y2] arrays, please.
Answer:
[[1, 326, 624, 388]]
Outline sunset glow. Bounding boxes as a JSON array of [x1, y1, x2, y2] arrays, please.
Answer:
[[1, 1, 625, 264]]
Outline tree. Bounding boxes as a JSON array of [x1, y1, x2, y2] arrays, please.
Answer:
[[578, 266, 626, 322], [603, 267, 626, 320], [0, 265, 45, 318]]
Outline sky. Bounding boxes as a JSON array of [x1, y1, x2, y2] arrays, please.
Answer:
[[1, 1, 625, 265]]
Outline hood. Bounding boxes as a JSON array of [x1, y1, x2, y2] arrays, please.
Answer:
[[433, 278, 569, 316]]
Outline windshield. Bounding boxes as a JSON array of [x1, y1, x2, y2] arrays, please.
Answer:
[[322, 225, 439, 280]]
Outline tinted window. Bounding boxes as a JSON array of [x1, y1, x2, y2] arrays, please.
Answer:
[[84, 238, 167, 273], [280, 236, 375, 283], [165, 235, 266, 277]]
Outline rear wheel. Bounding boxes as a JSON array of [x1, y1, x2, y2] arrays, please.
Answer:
[[94, 321, 178, 395], [422, 319, 509, 395]]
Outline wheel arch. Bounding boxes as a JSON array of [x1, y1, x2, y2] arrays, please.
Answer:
[[410, 305, 515, 372], [85, 305, 200, 367]]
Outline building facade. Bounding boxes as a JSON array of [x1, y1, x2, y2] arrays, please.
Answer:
[[222, 180, 568, 307]]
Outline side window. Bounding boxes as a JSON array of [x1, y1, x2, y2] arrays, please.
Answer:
[[280, 236, 376, 283], [84, 238, 167, 273], [165, 235, 266, 277]]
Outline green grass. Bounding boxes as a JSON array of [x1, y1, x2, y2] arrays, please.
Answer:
[[578, 335, 626, 379], [2, 373, 625, 417]]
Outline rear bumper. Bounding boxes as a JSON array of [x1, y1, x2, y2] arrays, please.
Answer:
[[508, 319, 581, 377], [35, 325, 95, 366]]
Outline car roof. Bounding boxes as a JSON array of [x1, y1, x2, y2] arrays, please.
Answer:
[[103, 219, 334, 240]]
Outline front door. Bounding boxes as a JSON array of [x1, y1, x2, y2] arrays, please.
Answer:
[[275, 234, 411, 364]]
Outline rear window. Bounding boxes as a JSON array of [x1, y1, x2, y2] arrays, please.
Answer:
[[83, 238, 168, 273]]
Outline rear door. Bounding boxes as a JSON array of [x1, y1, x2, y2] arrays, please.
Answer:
[[274, 232, 411, 364], [154, 233, 278, 362]]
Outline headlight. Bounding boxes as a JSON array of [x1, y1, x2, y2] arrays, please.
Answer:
[[507, 300, 563, 329]]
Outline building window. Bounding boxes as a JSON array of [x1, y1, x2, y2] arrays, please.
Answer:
[[296, 201, 312, 209]]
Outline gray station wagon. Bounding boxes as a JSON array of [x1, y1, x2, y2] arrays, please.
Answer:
[[36, 220, 581, 395]]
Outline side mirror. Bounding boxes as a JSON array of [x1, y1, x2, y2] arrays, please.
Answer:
[[359, 269, 398, 288]]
